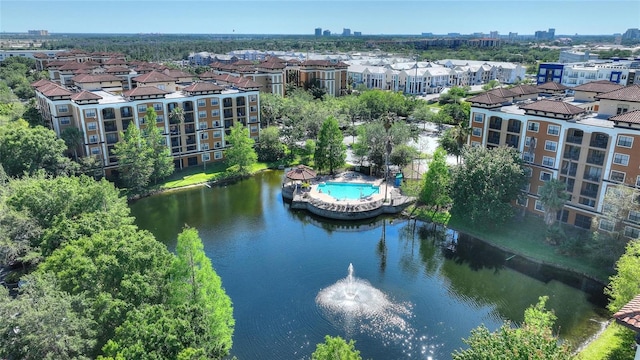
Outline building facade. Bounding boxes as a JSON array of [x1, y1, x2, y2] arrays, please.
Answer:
[[33, 52, 260, 178], [467, 84, 640, 237]]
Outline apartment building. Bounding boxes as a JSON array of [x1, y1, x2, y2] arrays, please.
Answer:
[[467, 83, 640, 237], [538, 59, 640, 87], [32, 53, 260, 178]]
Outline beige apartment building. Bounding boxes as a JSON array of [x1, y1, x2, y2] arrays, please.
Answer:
[[467, 83, 640, 237], [32, 52, 260, 178]]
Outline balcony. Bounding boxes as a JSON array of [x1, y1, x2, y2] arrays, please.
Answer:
[[186, 136, 196, 145], [224, 120, 233, 129], [487, 135, 500, 145], [507, 124, 521, 133], [102, 109, 116, 120], [589, 134, 609, 149], [187, 145, 197, 152], [183, 102, 194, 111], [489, 121, 502, 130], [185, 125, 195, 134], [184, 113, 194, 123], [120, 108, 133, 118], [583, 172, 601, 182], [563, 146, 580, 160], [224, 110, 233, 119], [586, 155, 604, 166], [104, 121, 117, 132], [223, 99, 233, 108], [236, 98, 246, 106], [580, 189, 598, 198], [578, 197, 596, 208]]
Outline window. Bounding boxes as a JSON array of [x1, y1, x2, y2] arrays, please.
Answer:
[[157, 84, 165, 90], [629, 210, 640, 223], [89, 135, 98, 144], [91, 147, 100, 155], [574, 214, 592, 229], [613, 153, 629, 166], [523, 167, 532, 178], [200, 133, 209, 140], [472, 127, 482, 136], [542, 156, 555, 167], [59, 117, 71, 125], [523, 153, 534, 163], [637, 175, 640, 187], [624, 226, 640, 239], [516, 196, 528, 207], [547, 125, 560, 136], [616, 105, 628, 115], [138, 105, 147, 113], [213, 130, 222, 138], [210, 98, 219, 106], [617, 135, 633, 148], [199, 122, 207, 130], [153, 103, 162, 111], [250, 115, 258, 122], [544, 140, 557, 152], [250, 106, 258, 112], [211, 110, 220, 117], [250, 124, 258, 132], [201, 143, 209, 151], [534, 200, 545, 212], [87, 122, 97, 131], [599, 219, 615, 232], [471, 141, 480, 147], [473, 113, 484, 123], [57, 105, 69, 113], [156, 115, 164, 123], [198, 111, 207, 118], [213, 121, 221, 127], [214, 141, 221, 149], [202, 153, 211, 162], [85, 109, 96, 118], [610, 171, 625, 182], [540, 171, 551, 182], [214, 151, 223, 159], [527, 122, 539, 132]]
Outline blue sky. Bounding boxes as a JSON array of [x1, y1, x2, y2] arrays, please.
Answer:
[[1, 1, 638, 35]]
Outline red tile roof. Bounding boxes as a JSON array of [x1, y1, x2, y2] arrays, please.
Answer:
[[596, 84, 640, 102], [487, 87, 518, 98], [609, 109, 640, 124], [257, 61, 286, 70], [104, 58, 127, 66], [300, 60, 349, 68], [133, 70, 176, 83], [537, 81, 569, 91], [613, 294, 640, 332], [520, 99, 585, 115], [123, 86, 171, 97], [40, 84, 74, 97], [31, 79, 53, 88], [198, 71, 217, 79], [33, 53, 50, 59], [72, 74, 123, 83], [573, 80, 624, 94], [508, 84, 540, 96], [58, 62, 92, 71], [71, 91, 103, 101], [467, 92, 507, 105], [183, 82, 224, 92], [104, 66, 131, 74], [163, 69, 193, 79], [234, 59, 255, 66]]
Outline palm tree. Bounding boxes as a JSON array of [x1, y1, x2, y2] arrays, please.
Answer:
[[539, 178, 570, 227], [168, 107, 185, 169], [60, 126, 83, 161]]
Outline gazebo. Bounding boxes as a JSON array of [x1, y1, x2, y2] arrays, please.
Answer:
[[613, 294, 640, 360], [285, 165, 317, 182]]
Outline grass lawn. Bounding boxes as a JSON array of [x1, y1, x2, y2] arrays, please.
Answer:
[[447, 214, 612, 282], [158, 162, 269, 190], [577, 322, 636, 360]]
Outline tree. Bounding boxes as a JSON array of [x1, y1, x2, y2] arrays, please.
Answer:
[[224, 122, 257, 175], [605, 239, 640, 313], [39, 226, 174, 349], [312, 336, 362, 360], [314, 116, 346, 174], [61, 126, 84, 161], [450, 146, 527, 227], [0, 119, 72, 177], [259, 93, 283, 127], [439, 123, 470, 163], [420, 147, 452, 218], [169, 106, 185, 125], [22, 99, 45, 127], [482, 79, 500, 90], [112, 124, 154, 194], [0, 272, 97, 360], [390, 143, 418, 171], [452, 296, 572, 360], [592, 186, 640, 262], [255, 126, 285, 162], [145, 124, 174, 184], [538, 178, 570, 227], [169, 227, 235, 359], [441, 102, 470, 124]]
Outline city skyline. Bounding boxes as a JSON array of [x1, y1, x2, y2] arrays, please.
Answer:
[[1, 0, 639, 36]]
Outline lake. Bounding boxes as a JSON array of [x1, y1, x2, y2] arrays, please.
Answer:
[[130, 170, 606, 360]]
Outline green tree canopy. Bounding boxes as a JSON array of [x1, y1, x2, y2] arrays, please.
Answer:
[[224, 122, 257, 175], [169, 227, 235, 359], [606, 239, 640, 313], [0, 272, 97, 360], [312, 336, 362, 360], [145, 124, 174, 184], [255, 126, 285, 162], [538, 178, 570, 227], [452, 296, 572, 360], [438, 123, 470, 163], [61, 126, 84, 161], [0, 119, 72, 177], [420, 147, 452, 218], [450, 146, 527, 227], [314, 116, 346, 174], [112, 124, 154, 194]]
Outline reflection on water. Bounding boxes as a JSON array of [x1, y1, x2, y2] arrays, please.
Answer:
[[130, 170, 607, 360]]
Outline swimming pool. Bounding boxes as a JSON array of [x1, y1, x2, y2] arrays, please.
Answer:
[[316, 182, 379, 200]]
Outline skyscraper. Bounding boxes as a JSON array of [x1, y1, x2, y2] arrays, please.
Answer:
[[315, 28, 322, 36]]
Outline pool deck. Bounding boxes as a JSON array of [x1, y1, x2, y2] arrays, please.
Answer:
[[282, 171, 416, 220]]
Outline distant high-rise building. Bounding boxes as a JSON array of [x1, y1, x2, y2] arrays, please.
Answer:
[[421, 32, 433, 37], [489, 31, 499, 39], [323, 30, 331, 36], [535, 28, 555, 41], [342, 28, 351, 36], [447, 33, 461, 37], [508, 32, 518, 41], [472, 32, 484, 37], [622, 28, 640, 41], [315, 28, 322, 37], [354, 31, 362, 37], [28, 30, 49, 36], [549, 28, 555, 38]]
